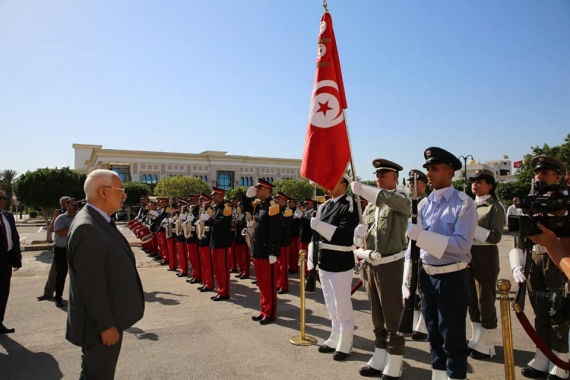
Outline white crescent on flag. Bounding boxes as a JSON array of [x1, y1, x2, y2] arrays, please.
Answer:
[[309, 80, 344, 129]]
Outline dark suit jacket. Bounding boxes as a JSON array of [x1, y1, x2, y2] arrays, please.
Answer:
[[1, 211, 21, 267], [66, 205, 145, 347]]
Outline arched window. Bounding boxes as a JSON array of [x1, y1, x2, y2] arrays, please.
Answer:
[[152, 174, 158, 184], [141, 174, 146, 183], [217, 173, 231, 190]]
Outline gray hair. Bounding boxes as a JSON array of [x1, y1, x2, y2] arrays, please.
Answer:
[[59, 196, 71, 206], [84, 169, 121, 201]]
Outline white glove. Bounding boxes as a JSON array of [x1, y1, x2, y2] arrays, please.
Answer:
[[310, 217, 320, 230], [402, 259, 411, 299], [200, 213, 210, 221], [512, 266, 526, 283], [269, 255, 277, 264], [152, 210, 159, 217], [294, 210, 303, 219], [407, 223, 423, 241], [188, 215, 195, 223], [246, 220, 253, 228], [246, 186, 257, 198], [169, 217, 174, 223], [178, 214, 187, 220], [355, 224, 368, 238], [194, 219, 200, 226], [161, 219, 169, 226], [351, 181, 362, 196]]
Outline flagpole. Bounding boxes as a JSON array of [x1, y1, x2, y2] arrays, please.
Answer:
[[323, 0, 328, 12]]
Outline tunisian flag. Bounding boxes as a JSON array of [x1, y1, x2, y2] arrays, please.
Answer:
[[513, 160, 523, 168], [300, 11, 351, 191]]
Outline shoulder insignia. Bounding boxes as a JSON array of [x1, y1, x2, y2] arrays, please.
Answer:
[[269, 203, 280, 216], [165, 207, 171, 213], [284, 207, 293, 217], [223, 205, 232, 217]]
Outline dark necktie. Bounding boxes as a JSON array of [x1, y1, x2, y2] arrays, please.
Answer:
[[0, 216, 8, 251], [110, 219, 117, 229]]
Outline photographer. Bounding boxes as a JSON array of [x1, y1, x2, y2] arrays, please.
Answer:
[[53, 198, 78, 307], [509, 155, 569, 379], [37, 196, 70, 301]]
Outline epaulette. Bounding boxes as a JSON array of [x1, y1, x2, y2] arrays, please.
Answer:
[[283, 207, 293, 217], [223, 204, 232, 217], [457, 191, 470, 217], [269, 200, 280, 216]]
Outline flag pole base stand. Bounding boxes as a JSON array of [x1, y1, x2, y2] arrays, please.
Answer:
[[290, 335, 317, 346]]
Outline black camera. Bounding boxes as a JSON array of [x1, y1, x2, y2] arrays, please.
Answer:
[[508, 182, 570, 238], [529, 287, 570, 325]]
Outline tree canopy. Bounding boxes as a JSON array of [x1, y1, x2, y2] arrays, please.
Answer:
[[514, 133, 570, 185], [273, 179, 315, 201], [14, 167, 86, 217], [154, 176, 210, 200], [0, 169, 19, 210], [123, 182, 152, 206]]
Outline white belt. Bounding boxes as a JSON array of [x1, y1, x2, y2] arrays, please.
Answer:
[[368, 250, 406, 266], [423, 262, 468, 275], [319, 242, 354, 252], [472, 242, 494, 246]]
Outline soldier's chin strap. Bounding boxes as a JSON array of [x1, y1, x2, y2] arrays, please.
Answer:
[[513, 301, 570, 370]]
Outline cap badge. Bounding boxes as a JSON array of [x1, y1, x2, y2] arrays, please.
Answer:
[[426, 150, 431, 157], [538, 157, 544, 162], [475, 169, 481, 174]]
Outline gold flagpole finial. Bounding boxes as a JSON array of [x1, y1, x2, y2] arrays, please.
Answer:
[[323, 0, 328, 12]]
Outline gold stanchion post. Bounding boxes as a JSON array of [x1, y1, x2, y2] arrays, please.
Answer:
[[290, 250, 317, 346], [497, 279, 515, 380]]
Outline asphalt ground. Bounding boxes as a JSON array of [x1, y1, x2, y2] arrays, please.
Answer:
[[1, 225, 539, 379]]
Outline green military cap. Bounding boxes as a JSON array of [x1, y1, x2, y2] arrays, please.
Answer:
[[531, 155, 567, 177], [372, 158, 403, 173], [407, 169, 428, 184], [422, 147, 462, 171], [469, 169, 495, 185]]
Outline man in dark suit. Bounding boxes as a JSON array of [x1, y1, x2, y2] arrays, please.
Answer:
[[0, 190, 21, 334], [66, 169, 145, 379]]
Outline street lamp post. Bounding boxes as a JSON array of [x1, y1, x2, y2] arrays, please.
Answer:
[[459, 154, 474, 192]]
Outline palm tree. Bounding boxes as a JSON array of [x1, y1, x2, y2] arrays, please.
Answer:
[[0, 169, 19, 211]]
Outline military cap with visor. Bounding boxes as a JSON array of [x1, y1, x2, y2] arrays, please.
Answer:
[[422, 147, 462, 171], [531, 155, 567, 178]]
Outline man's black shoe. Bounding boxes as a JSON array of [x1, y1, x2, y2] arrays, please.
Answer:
[[37, 294, 52, 301], [318, 345, 335, 353], [0, 324, 15, 334], [359, 366, 383, 377], [212, 295, 229, 302], [277, 288, 289, 295], [333, 351, 350, 361], [229, 269, 238, 273], [259, 317, 274, 325], [189, 278, 201, 284], [251, 280, 257, 285], [176, 272, 187, 277], [469, 349, 491, 360], [55, 298, 64, 307], [160, 260, 168, 266], [411, 331, 428, 341], [521, 367, 547, 379], [199, 287, 213, 292], [251, 315, 264, 322], [240, 275, 249, 280], [197, 285, 205, 290], [234, 274, 243, 278]]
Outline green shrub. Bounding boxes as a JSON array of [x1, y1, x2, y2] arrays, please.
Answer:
[[29, 210, 38, 218]]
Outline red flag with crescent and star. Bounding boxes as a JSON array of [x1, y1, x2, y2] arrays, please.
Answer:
[[300, 11, 351, 191]]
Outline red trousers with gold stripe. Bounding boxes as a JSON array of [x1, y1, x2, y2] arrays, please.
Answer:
[[167, 238, 176, 270], [156, 231, 169, 261], [186, 242, 200, 281], [199, 246, 214, 290], [277, 246, 289, 291], [253, 258, 278, 320], [212, 247, 230, 297], [176, 241, 187, 275]]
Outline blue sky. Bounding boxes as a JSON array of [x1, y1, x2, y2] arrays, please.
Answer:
[[1, 0, 568, 181]]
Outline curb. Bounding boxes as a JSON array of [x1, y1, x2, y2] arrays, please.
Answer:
[[22, 241, 141, 251]]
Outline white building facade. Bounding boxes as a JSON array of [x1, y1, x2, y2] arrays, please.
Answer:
[[73, 144, 301, 190], [454, 156, 517, 184]]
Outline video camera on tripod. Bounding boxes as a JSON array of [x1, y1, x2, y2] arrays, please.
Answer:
[[508, 180, 570, 238]]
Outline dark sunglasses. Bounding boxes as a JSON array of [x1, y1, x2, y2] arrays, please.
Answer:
[[0, 196, 7, 200]]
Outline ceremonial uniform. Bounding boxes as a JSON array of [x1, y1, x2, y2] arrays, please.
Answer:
[[275, 192, 293, 294], [196, 194, 214, 292], [466, 169, 505, 360], [352, 160, 411, 378], [510, 155, 569, 379], [206, 188, 232, 301], [185, 195, 201, 284], [407, 169, 429, 341], [409, 147, 478, 380], [299, 199, 315, 275], [288, 199, 301, 274], [174, 200, 189, 277], [152, 198, 171, 265], [233, 203, 250, 279], [246, 179, 282, 324], [312, 184, 359, 362], [136, 196, 153, 252]]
